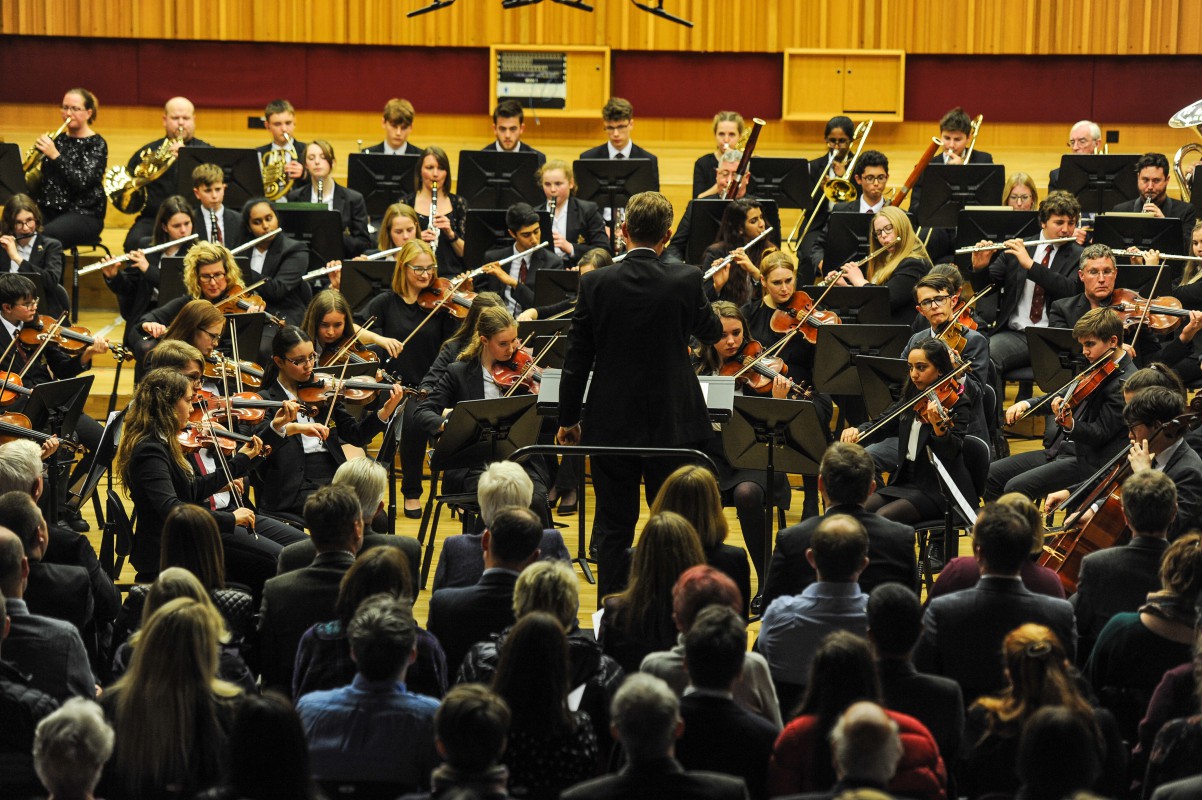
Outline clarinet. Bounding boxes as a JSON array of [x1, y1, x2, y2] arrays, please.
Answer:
[[429, 181, 440, 253]]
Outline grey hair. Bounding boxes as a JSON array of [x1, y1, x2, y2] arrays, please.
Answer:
[[33, 698, 115, 797], [830, 701, 903, 786], [1071, 120, 1102, 141], [333, 457, 388, 522], [611, 673, 680, 761], [718, 149, 742, 165], [477, 461, 533, 527], [0, 440, 41, 496]]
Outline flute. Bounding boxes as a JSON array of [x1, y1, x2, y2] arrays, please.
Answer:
[[955, 236, 1077, 255], [1119, 248, 1202, 264], [229, 228, 281, 255], [78, 234, 199, 276], [301, 244, 407, 281], [456, 241, 549, 286], [702, 228, 775, 280]]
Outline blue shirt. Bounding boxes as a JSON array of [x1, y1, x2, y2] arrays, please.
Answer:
[[756, 582, 868, 685], [296, 673, 439, 786]]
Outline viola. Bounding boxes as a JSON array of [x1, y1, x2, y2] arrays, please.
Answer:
[[769, 291, 842, 345], [490, 348, 542, 395], [0, 411, 84, 452], [418, 278, 477, 319], [204, 354, 266, 389], [194, 390, 318, 425], [299, 376, 425, 408], [1055, 357, 1119, 427], [718, 340, 810, 399], [1105, 287, 1191, 332], [19, 315, 130, 361], [0, 372, 32, 405], [215, 286, 284, 327]]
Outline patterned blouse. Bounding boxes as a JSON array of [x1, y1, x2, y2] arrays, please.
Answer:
[[38, 133, 108, 221]]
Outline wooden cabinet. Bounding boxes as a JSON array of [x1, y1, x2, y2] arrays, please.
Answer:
[[489, 45, 610, 119], [783, 49, 906, 122]]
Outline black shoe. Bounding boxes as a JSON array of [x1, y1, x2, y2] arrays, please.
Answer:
[[63, 507, 89, 533], [750, 593, 764, 616], [557, 491, 578, 516], [403, 501, 423, 520], [926, 540, 945, 573]]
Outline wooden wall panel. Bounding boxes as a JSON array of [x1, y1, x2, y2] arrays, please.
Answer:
[[5, 0, 1202, 55]]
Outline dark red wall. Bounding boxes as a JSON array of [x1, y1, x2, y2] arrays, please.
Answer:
[[2, 36, 1197, 123]]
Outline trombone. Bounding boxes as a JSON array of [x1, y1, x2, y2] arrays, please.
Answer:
[[786, 119, 873, 253], [932, 114, 983, 161]]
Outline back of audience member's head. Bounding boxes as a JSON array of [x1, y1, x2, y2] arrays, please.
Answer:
[[1160, 531, 1202, 608], [618, 512, 706, 626], [33, 697, 114, 800], [671, 564, 742, 632], [972, 502, 1032, 574], [830, 701, 903, 787], [492, 611, 574, 733], [996, 492, 1046, 554], [0, 526, 24, 596], [611, 673, 681, 763], [0, 439, 41, 496], [226, 691, 320, 800], [478, 461, 534, 528], [820, 441, 876, 506], [976, 624, 1093, 734], [348, 594, 417, 682], [136, 567, 230, 646], [335, 546, 414, 627], [436, 684, 512, 772], [867, 582, 923, 658], [513, 559, 578, 628], [649, 465, 729, 551], [304, 484, 362, 550], [333, 457, 388, 524], [1016, 707, 1102, 798], [160, 503, 226, 590], [0, 490, 42, 555], [810, 514, 869, 582], [486, 506, 543, 567], [799, 631, 882, 728], [683, 605, 747, 691], [1121, 470, 1177, 537]]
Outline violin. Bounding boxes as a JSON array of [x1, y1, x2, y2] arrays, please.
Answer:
[[418, 278, 477, 319], [769, 291, 842, 345], [0, 411, 84, 453], [1054, 356, 1120, 427], [718, 340, 810, 399], [1105, 287, 1191, 332], [490, 348, 542, 395], [0, 372, 32, 406], [299, 376, 425, 408], [937, 320, 970, 356], [912, 378, 962, 429], [194, 390, 318, 425], [18, 315, 130, 361], [179, 417, 268, 457], [318, 341, 402, 385], [215, 285, 285, 327], [204, 354, 266, 389]]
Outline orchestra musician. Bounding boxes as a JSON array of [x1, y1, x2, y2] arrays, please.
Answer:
[[402, 147, 467, 277], [363, 98, 419, 155], [808, 149, 890, 273], [35, 88, 107, 250], [255, 99, 306, 189], [538, 160, 610, 267], [990, 307, 1135, 502], [579, 97, 660, 193], [285, 141, 371, 258], [824, 206, 932, 327], [239, 198, 311, 336], [1049, 121, 1103, 191], [300, 289, 401, 365], [1108, 153, 1198, 255], [907, 106, 993, 218], [556, 191, 722, 598], [0, 194, 64, 318], [476, 203, 563, 315], [121, 96, 208, 250], [799, 116, 855, 273], [190, 163, 242, 249], [481, 100, 546, 166], [157, 300, 229, 393], [703, 198, 777, 307], [665, 149, 749, 265], [693, 111, 744, 198], [1002, 172, 1038, 211]]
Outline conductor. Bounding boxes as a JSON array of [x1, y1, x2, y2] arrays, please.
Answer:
[[556, 191, 723, 598]]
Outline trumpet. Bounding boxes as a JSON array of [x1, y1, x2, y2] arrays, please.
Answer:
[[262, 133, 296, 201], [786, 119, 872, 254], [954, 236, 1077, 255], [22, 119, 70, 194], [932, 114, 983, 162], [1170, 97, 1202, 202]]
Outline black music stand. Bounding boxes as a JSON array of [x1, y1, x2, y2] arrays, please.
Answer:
[[276, 207, 342, 269], [346, 152, 420, 224], [463, 209, 553, 270], [1093, 214, 1182, 254], [175, 147, 262, 210], [158, 255, 251, 305], [812, 325, 911, 394], [313, 359, 381, 381], [723, 396, 827, 615], [856, 355, 909, 419], [954, 209, 1041, 272], [341, 260, 394, 313], [1027, 327, 1085, 395], [1056, 154, 1141, 215], [532, 269, 578, 309], [798, 285, 893, 325], [825, 211, 873, 270], [518, 320, 572, 369], [685, 198, 783, 266], [573, 158, 658, 251], [1117, 265, 1163, 295], [218, 312, 265, 364], [25, 376, 93, 524], [0, 143, 25, 203], [915, 164, 1006, 228], [748, 157, 812, 211], [457, 151, 544, 210]]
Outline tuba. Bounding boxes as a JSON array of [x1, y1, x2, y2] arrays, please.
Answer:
[[262, 133, 296, 201], [1170, 98, 1202, 203], [22, 119, 70, 195], [104, 124, 185, 215]]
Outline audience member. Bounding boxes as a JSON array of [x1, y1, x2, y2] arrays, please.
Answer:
[[598, 512, 706, 674], [766, 632, 947, 800], [259, 484, 363, 693], [561, 673, 748, 800], [0, 586, 60, 799], [399, 684, 513, 800], [32, 697, 113, 800], [1133, 636, 1200, 784], [675, 605, 777, 800], [763, 442, 917, 610], [1152, 775, 1202, 800], [789, 702, 906, 800], [914, 503, 1076, 704], [1013, 707, 1103, 800], [294, 545, 448, 700], [641, 564, 781, 728], [756, 514, 870, 714], [297, 595, 438, 791], [427, 506, 543, 676], [492, 612, 598, 799]]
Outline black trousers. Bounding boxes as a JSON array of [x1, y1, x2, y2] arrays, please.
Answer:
[[42, 210, 103, 250], [222, 517, 306, 600], [123, 217, 155, 252]]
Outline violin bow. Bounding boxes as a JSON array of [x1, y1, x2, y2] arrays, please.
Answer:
[[324, 350, 353, 429], [858, 361, 972, 442], [1128, 260, 1168, 348], [400, 288, 458, 349], [221, 279, 268, 304], [741, 275, 846, 376], [1014, 347, 1118, 422], [195, 396, 256, 536], [939, 284, 995, 342], [503, 333, 560, 398], [329, 316, 377, 365], [18, 312, 68, 379]]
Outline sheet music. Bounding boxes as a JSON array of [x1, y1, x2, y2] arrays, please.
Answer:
[[929, 448, 978, 525]]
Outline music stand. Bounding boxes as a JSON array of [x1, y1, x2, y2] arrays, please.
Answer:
[[798, 285, 893, 325], [218, 312, 265, 363], [340, 260, 394, 312], [1093, 214, 1182, 255], [158, 255, 250, 305], [573, 158, 658, 250], [1117, 265, 1163, 295], [532, 269, 578, 309], [812, 325, 911, 394], [25, 375, 93, 524], [954, 209, 1040, 272], [431, 395, 541, 472], [0, 143, 25, 204], [463, 209, 553, 269], [1056, 154, 1141, 215], [914, 164, 1006, 228], [856, 355, 909, 419], [346, 153, 420, 224], [1026, 327, 1085, 395], [456, 151, 544, 210], [684, 198, 783, 266], [825, 211, 872, 270], [748, 157, 812, 210], [518, 320, 571, 369], [313, 359, 381, 380], [175, 147, 262, 211], [275, 207, 342, 269]]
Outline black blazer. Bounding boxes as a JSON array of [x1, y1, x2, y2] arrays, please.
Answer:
[[129, 136, 212, 222], [879, 256, 933, 327], [578, 143, 660, 193], [44, 523, 120, 626], [544, 197, 610, 266], [247, 232, 310, 328], [0, 233, 64, 315], [426, 569, 520, 677], [475, 244, 563, 313], [191, 207, 244, 250], [284, 182, 371, 257], [561, 758, 748, 800], [363, 141, 421, 155], [0, 320, 87, 397], [876, 391, 974, 506], [1072, 536, 1168, 643], [107, 249, 165, 346], [693, 152, 719, 198], [278, 534, 422, 591], [1029, 352, 1136, 472], [25, 561, 94, 635], [763, 504, 918, 611], [558, 248, 722, 447], [908, 149, 994, 216], [480, 140, 546, 167], [968, 242, 1083, 334], [1048, 293, 1160, 366], [1109, 195, 1197, 255], [877, 658, 964, 772], [676, 693, 777, 800]]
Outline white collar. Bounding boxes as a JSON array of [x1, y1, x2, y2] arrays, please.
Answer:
[[607, 141, 633, 159]]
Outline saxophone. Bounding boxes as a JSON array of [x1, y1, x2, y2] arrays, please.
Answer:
[[104, 124, 185, 215], [23, 119, 70, 195], [261, 133, 295, 201]]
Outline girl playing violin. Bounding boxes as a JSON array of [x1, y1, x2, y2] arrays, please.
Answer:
[[253, 325, 407, 522], [301, 290, 402, 364], [703, 198, 777, 307], [402, 147, 468, 276], [155, 300, 239, 394], [825, 205, 932, 326], [841, 338, 972, 523], [421, 291, 504, 394]]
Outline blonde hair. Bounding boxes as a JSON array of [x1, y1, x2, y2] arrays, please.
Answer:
[[1181, 219, 1202, 286], [758, 251, 796, 303], [1003, 172, 1039, 208], [513, 560, 579, 628], [183, 241, 242, 299], [867, 206, 930, 285], [649, 464, 729, 550], [390, 239, 436, 297], [459, 305, 517, 362], [379, 203, 420, 251]]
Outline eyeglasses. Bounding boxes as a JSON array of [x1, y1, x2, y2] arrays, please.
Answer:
[[603, 123, 630, 133], [199, 329, 222, 343], [284, 354, 319, 367], [408, 265, 436, 275], [860, 175, 888, 184], [1083, 269, 1117, 278], [1068, 137, 1097, 148], [1007, 194, 1033, 203], [60, 105, 85, 113], [873, 224, 895, 237], [183, 372, 204, 386], [917, 295, 951, 309], [14, 298, 38, 309], [198, 272, 226, 283], [12, 217, 37, 229]]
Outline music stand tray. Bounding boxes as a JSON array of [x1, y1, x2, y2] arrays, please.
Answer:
[[25, 376, 93, 441], [1026, 327, 1085, 395], [749, 157, 812, 211], [347, 152, 420, 223], [0, 143, 25, 204], [812, 324, 911, 394], [915, 164, 1006, 228], [954, 209, 1040, 272], [685, 198, 783, 266], [175, 147, 262, 211], [573, 158, 658, 212], [219, 312, 265, 362], [276, 207, 343, 268], [797, 285, 893, 325], [856, 355, 910, 419], [432, 395, 542, 472], [532, 269, 578, 309], [456, 151, 544, 210], [536, 369, 736, 423], [341, 260, 394, 313], [1057, 154, 1141, 215], [518, 320, 572, 370], [462, 209, 553, 271], [825, 211, 872, 271]]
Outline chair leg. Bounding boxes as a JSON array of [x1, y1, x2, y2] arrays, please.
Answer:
[[419, 500, 446, 590]]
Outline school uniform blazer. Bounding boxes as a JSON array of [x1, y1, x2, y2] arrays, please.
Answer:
[[191, 207, 244, 250], [284, 183, 372, 257], [363, 142, 421, 155], [106, 250, 165, 342], [249, 233, 311, 328], [1048, 293, 1160, 365], [578, 143, 660, 192], [550, 197, 611, 266], [413, 358, 501, 440], [887, 392, 973, 496], [0, 321, 86, 391], [968, 242, 1083, 335], [475, 244, 563, 312], [0, 234, 63, 314], [479, 140, 547, 167]]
